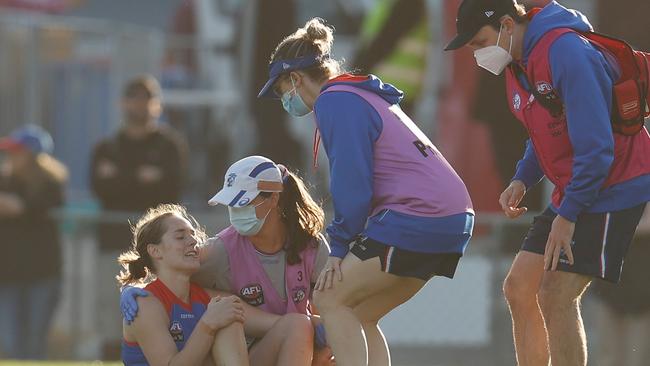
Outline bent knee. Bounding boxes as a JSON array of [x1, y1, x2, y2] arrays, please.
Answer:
[[278, 313, 313, 337], [503, 273, 538, 306]]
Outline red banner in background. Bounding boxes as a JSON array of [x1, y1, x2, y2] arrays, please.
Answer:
[[0, 0, 80, 13], [436, 0, 502, 213]]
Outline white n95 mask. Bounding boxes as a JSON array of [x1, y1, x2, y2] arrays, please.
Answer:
[[474, 25, 513, 75]]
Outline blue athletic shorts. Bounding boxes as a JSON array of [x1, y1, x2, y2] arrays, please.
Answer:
[[521, 203, 647, 283]]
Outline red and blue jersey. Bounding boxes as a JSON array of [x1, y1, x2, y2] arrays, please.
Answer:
[[122, 279, 211, 366]]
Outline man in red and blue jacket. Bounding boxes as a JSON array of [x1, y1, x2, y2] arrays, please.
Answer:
[[446, 0, 650, 365]]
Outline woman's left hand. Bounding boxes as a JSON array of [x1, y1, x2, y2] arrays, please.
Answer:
[[315, 257, 342, 291]]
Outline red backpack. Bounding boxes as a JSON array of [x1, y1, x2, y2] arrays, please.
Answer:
[[524, 31, 650, 136]]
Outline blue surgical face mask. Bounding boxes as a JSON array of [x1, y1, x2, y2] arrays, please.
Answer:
[[281, 77, 312, 117], [228, 199, 272, 236]]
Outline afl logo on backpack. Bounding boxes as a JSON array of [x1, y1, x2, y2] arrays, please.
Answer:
[[532, 29, 650, 135]]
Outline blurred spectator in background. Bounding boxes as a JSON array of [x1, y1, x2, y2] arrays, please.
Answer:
[[0, 125, 67, 360], [89, 75, 188, 359], [353, 0, 428, 115], [163, 0, 196, 89], [592, 205, 650, 366]]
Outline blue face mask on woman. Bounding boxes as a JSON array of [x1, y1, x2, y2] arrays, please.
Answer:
[[228, 199, 272, 236], [281, 77, 312, 117]]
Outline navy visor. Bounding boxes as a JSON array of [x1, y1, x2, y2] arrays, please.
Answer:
[[257, 54, 327, 98]]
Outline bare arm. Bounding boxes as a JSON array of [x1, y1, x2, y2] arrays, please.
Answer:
[[129, 296, 216, 366], [129, 295, 244, 366]]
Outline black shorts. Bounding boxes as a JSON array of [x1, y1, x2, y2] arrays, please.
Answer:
[[521, 203, 646, 283], [350, 236, 461, 281]]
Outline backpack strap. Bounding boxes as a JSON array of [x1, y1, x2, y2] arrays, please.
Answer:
[[511, 61, 564, 117], [517, 28, 576, 118]]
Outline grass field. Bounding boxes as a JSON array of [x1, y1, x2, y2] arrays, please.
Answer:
[[0, 362, 121, 366]]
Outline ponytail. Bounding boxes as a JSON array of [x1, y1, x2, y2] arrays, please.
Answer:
[[116, 250, 151, 286], [270, 17, 344, 84], [277, 168, 325, 265]]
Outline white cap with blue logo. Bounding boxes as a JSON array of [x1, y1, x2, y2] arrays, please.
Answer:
[[208, 156, 284, 207]]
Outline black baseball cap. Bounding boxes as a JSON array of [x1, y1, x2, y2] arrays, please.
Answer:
[[444, 0, 518, 51]]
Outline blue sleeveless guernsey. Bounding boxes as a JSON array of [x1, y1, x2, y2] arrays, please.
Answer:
[[122, 279, 211, 365]]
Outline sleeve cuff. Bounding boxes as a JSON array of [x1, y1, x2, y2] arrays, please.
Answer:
[[557, 196, 584, 223], [328, 237, 350, 259], [511, 175, 532, 190]]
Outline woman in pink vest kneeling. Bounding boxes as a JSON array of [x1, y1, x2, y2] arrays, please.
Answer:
[[200, 155, 333, 366]]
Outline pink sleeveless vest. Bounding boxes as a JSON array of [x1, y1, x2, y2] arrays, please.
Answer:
[[505, 28, 650, 207], [218, 226, 317, 315], [318, 84, 473, 218]]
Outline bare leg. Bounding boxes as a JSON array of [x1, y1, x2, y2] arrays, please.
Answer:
[[503, 251, 550, 366], [212, 322, 249, 366], [313, 255, 425, 366], [249, 313, 313, 366], [538, 271, 591, 366], [353, 278, 423, 366]]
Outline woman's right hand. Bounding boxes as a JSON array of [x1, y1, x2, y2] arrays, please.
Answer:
[[200, 296, 245, 333], [499, 180, 528, 219], [315, 256, 343, 291]]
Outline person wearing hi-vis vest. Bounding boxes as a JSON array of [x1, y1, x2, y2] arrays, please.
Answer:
[[121, 156, 335, 366], [445, 0, 650, 365], [353, 0, 429, 115], [257, 18, 474, 366]]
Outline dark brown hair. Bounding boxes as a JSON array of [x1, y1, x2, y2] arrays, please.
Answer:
[[489, 3, 528, 30], [270, 17, 343, 84], [260, 168, 324, 265], [116, 204, 205, 286]]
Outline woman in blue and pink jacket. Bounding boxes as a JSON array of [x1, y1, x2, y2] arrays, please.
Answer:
[[258, 18, 475, 366]]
